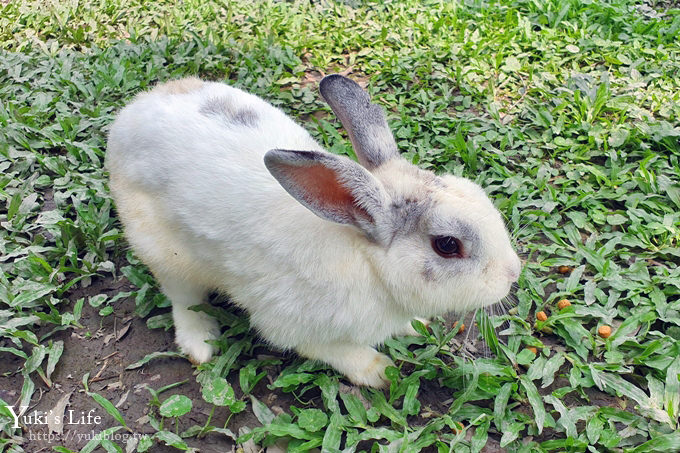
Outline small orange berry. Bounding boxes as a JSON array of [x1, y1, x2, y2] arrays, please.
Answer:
[[451, 421, 465, 433], [557, 299, 571, 310], [536, 311, 548, 322], [558, 266, 572, 274], [453, 322, 465, 333], [527, 347, 538, 354], [598, 325, 612, 338]]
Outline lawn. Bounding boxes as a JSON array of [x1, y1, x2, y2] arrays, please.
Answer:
[[1, 0, 680, 451]]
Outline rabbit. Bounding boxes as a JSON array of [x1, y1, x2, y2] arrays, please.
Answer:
[[106, 74, 521, 388]]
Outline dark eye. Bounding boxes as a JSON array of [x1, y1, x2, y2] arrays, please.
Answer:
[[431, 236, 463, 258]]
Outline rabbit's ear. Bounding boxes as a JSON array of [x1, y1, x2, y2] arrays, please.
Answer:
[[264, 149, 389, 240], [319, 74, 399, 170]]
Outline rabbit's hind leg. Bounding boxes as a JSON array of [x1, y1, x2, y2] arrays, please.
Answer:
[[157, 275, 219, 364], [110, 176, 219, 363]]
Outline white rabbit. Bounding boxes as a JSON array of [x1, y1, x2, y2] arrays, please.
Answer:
[[106, 75, 521, 387]]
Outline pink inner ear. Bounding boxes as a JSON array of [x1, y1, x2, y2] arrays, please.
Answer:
[[286, 163, 371, 222]]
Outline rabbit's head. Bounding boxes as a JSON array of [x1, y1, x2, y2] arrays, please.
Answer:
[[265, 75, 520, 317]]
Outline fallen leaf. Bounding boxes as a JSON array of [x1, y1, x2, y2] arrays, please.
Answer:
[[104, 381, 124, 391], [239, 427, 260, 453], [104, 321, 131, 346], [116, 390, 130, 408], [47, 392, 72, 435]]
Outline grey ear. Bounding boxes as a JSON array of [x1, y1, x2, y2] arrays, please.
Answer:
[[319, 74, 399, 170], [264, 149, 389, 240]]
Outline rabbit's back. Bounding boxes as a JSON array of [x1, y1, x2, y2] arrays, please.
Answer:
[[107, 79, 322, 192]]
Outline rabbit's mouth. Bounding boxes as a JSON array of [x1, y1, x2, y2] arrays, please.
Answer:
[[475, 277, 516, 310]]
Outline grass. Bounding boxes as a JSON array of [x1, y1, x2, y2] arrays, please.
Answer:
[[1, 0, 680, 451]]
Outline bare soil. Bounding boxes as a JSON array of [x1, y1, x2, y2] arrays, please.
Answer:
[[1, 276, 261, 452]]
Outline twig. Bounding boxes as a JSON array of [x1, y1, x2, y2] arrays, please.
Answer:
[[100, 351, 119, 362], [91, 359, 109, 382]]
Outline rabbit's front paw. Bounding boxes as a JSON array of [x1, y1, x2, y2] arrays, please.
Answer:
[[345, 352, 395, 388], [403, 317, 431, 336], [298, 344, 395, 388], [175, 314, 220, 364]]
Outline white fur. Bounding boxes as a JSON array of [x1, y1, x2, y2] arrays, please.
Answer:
[[106, 77, 521, 387]]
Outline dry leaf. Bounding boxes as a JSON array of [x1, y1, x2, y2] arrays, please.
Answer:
[[104, 381, 124, 391], [47, 392, 72, 434], [116, 390, 130, 408], [239, 427, 260, 453], [104, 321, 131, 346], [125, 436, 139, 453]]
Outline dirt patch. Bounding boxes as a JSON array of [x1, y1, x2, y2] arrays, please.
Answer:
[[0, 277, 258, 452]]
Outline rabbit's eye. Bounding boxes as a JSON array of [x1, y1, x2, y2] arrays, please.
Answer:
[[431, 236, 463, 258]]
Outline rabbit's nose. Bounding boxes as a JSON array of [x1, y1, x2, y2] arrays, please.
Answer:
[[506, 255, 522, 282]]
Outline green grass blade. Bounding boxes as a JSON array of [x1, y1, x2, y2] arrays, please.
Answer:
[[475, 309, 501, 357], [664, 356, 680, 422], [520, 375, 546, 434], [87, 392, 127, 428]]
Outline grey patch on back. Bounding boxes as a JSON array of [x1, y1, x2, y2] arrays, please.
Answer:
[[199, 97, 258, 127], [432, 176, 447, 188], [233, 108, 258, 127]]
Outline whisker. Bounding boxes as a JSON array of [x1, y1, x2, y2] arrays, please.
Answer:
[[511, 217, 537, 238]]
